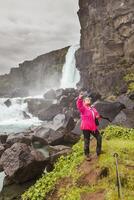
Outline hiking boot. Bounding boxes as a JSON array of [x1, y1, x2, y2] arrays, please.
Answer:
[[85, 155, 91, 161]]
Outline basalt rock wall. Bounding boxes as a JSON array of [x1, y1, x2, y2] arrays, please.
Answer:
[[76, 0, 134, 96]]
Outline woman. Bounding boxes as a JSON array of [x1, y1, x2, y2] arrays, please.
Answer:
[[76, 92, 102, 161]]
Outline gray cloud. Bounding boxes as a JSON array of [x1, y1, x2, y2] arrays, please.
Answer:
[[0, 0, 80, 75]]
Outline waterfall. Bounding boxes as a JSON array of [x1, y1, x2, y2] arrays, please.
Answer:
[[0, 98, 41, 133], [60, 45, 80, 89]]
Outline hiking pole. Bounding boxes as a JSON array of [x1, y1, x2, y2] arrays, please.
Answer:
[[113, 153, 123, 200]]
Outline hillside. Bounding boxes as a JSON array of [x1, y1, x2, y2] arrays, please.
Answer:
[[22, 126, 134, 200]]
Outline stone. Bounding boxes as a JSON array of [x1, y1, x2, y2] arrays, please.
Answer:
[[0, 160, 3, 172], [64, 115, 75, 132], [6, 133, 32, 148], [55, 89, 64, 99], [0, 145, 5, 157], [44, 89, 56, 99], [0, 178, 36, 200], [117, 94, 134, 110], [32, 126, 64, 146], [112, 109, 134, 128], [0, 134, 8, 144], [1, 143, 47, 183], [71, 120, 82, 136], [38, 104, 62, 121], [48, 145, 72, 163], [46, 128, 65, 145], [32, 127, 50, 145], [52, 114, 65, 131], [26, 98, 53, 117], [23, 111, 31, 119], [4, 99, 11, 107], [3, 175, 14, 186], [94, 100, 126, 129], [94, 101, 125, 121], [129, 92, 134, 100]]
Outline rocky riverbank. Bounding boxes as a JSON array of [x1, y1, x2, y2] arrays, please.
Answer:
[[0, 88, 133, 199]]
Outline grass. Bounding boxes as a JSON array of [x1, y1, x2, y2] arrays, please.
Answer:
[[22, 126, 134, 200]]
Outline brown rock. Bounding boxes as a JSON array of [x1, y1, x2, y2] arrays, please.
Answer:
[[1, 143, 47, 183]]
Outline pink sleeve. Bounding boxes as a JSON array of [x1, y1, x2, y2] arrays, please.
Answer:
[[76, 97, 85, 113]]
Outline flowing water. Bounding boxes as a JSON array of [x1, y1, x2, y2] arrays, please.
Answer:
[[60, 45, 80, 89], [0, 98, 42, 134]]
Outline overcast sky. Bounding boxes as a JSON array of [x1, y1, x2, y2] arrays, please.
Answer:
[[0, 0, 80, 75]]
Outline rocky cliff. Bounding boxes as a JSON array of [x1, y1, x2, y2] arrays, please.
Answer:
[[76, 0, 134, 96], [0, 47, 69, 97]]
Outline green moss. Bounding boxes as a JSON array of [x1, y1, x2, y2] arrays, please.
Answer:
[[124, 73, 134, 82], [124, 73, 134, 92], [128, 82, 134, 92]]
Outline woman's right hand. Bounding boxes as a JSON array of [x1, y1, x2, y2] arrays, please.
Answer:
[[79, 92, 84, 99]]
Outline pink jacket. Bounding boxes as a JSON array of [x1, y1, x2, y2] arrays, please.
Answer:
[[77, 97, 100, 131]]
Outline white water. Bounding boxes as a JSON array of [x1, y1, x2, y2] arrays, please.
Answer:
[[0, 98, 42, 133], [60, 45, 80, 89]]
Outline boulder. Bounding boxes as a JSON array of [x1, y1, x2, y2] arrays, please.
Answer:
[[23, 111, 31, 119], [26, 98, 53, 116], [117, 94, 134, 110], [38, 104, 62, 121], [55, 89, 64, 99], [63, 88, 77, 96], [3, 175, 14, 186], [52, 114, 65, 130], [44, 89, 56, 99], [1, 143, 47, 183], [32, 127, 50, 145], [32, 126, 64, 146], [0, 160, 4, 172], [45, 128, 65, 145], [4, 99, 12, 107], [129, 92, 134, 100], [48, 145, 71, 163], [0, 134, 8, 144], [94, 101, 125, 121], [0, 178, 36, 199], [55, 88, 78, 100], [71, 120, 82, 136], [0, 145, 5, 157], [64, 114, 75, 132], [94, 101, 126, 129], [112, 109, 134, 128], [6, 133, 32, 148]]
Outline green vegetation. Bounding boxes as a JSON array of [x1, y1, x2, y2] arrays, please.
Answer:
[[103, 125, 134, 140], [124, 73, 134, 93], [22, 141, 84, 200], [22, 126, 134, 200]]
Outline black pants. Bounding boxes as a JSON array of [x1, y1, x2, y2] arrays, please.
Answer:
[[83, 130, 102, 156]]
